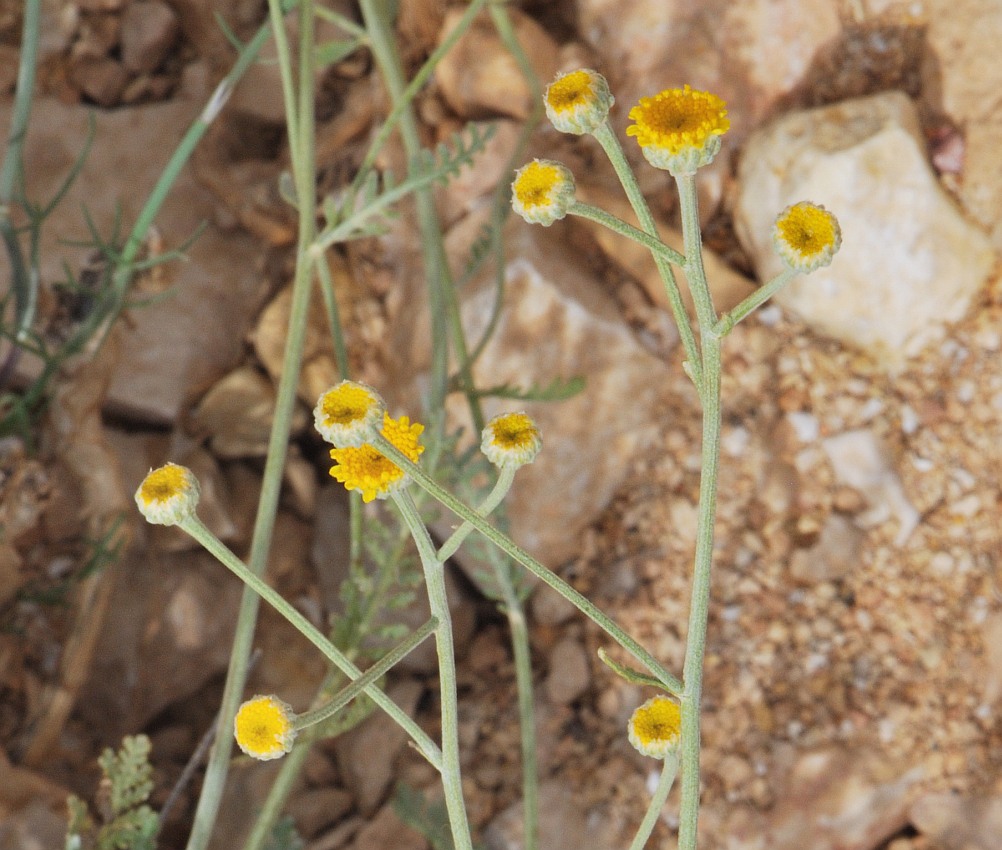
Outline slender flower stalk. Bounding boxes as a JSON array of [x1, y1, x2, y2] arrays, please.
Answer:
[[673, 173, 723, 850], [371, 432, 684, 696], [628, 755, 679, 850], [590, 121, 703, 391], [392, 490, 474, 850], [175, 511, 443, 770]]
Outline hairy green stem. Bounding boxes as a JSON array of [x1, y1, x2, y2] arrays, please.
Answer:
[[1, 0, 41, 343], [392, 490, 474, 850], [293, 617, 437, 730], [628, 755, 679, 850], [436, 464, 516, 563], [180, 515, 444, 768], [674, 174, 722, 850], [373, 436, 683, 696], [590, 123, 702, 391], [569, 201, 686, 267], [185, 8, 319, 847], [713, 268, 796, 337]]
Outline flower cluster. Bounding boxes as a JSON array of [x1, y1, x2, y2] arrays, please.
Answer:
[[626, 85, 730, 176], [628, 695, 682, 759], [134, 463, 200, 526], [773, 202, 842, 272], [234, 695, 296, 761], [328, 413, 425, 503], [315, 381, 425, 503]]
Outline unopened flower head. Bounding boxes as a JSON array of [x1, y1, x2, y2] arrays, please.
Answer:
[[329, 413, 424, 503], [234, 695, 296, 761], [134, 463, 200, 526], [544, 69, 614, 135], [481, 412, 542, 469], [314, 380, 386, 447], [628, 695, 682, 759], [511, 159, 576, 227], [773, 202, 842, 273], [626, 85, 730, 176]]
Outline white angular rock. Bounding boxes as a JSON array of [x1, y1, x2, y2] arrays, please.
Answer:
[[734, 91, 996, 369], [446, 222, 674, 567]]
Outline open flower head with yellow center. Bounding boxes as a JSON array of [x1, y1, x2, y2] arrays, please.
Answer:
[[329, 413, 424, 503], [628, 695, 682, 760], [234, 695, 296, 761], [773, 202, 842, 273], [481, 412, 542, 469], [626, 85, 730, 176], [544, 69, 614, 135], [314, 380, 386, 447], [511, 159, 576, 227], [134, 463, 200, 526]]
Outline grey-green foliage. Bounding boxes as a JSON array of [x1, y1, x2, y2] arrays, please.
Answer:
[[262, 815, 305, 850], [316, 121, 497, 244], [65, 735, 158, 850]]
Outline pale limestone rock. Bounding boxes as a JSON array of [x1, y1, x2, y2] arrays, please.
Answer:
[[120, 0, 179, 75], [821, 429, 918, 546], [191, 365, 308, 458], [435, 7, 558, 120], [333, 679, 424, 815], [719, 747, 925, 850], [576, 0, 840, 139], [576, 182, 755, 319], [445, 222, 673, 567], [924, 0, 1002, 249], [485, 782, 618, 850], [788, 513, 864, 585], [545, 636, 590, 705], [734, 91, 997, 369], [2, 92, 264, 425], [911, 793, 1002, 850], [347, 804, 428, 850]]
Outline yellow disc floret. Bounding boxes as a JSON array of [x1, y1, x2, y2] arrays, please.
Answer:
[[626, 85, 730, 175], [481, 412, 542, 469], [314, 380, 386, 447], [511, 159, 576, 227], [329, 413, 425, 503], [544, 69, 614, 135], [234, 695, 296, 761], [773, 202, 842, 273], [628, 695, 682, 759], [134, 463, 200, 526]]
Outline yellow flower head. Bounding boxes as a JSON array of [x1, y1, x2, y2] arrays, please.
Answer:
[[314, 380, 386, 447], [773, 202, 842, 273], [134, 463, 200, 526], [234, 694, 296, 761], [481, 412, 542, 469], [544, 69, 614, 135], [329, 413, 425, 503], [626, 85, 730, 176], [511, 159, 576, 227], [628, 695, 682, 759]]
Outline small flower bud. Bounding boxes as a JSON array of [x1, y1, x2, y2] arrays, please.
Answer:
[[314, 381, 387, 447], [234, 695, 297, 761], [544, 69, 614, 135], [134, 463, 200, 526], [481, 412, 542, 469], [772, 202, 842, 273], [511, 159, 576, 227], [628, 695, 682, 760]]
